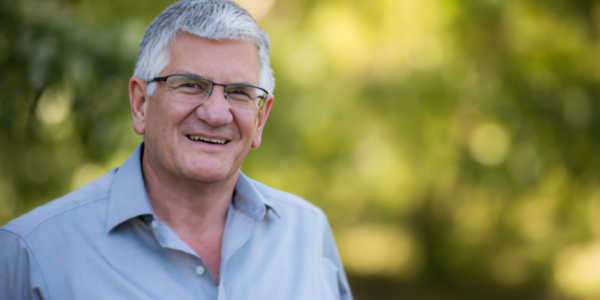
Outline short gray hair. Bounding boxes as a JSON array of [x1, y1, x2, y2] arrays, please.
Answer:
[[133, 0, 275, 96]]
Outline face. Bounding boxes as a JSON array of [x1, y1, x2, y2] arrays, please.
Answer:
[[129, 32, 273, 185]]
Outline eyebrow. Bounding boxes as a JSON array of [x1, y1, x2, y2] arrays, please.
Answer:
[[179, 72, 256, 86]]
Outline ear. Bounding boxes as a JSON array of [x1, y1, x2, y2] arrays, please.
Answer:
[[129, 77, 149, 135], [252, 95, 274, 149]]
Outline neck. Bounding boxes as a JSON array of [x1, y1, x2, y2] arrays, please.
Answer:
[[141, 148, 236, 235]]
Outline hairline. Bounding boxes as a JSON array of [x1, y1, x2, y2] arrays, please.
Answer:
[[139, 32, 268, 97], [132, 0, 274, 97]]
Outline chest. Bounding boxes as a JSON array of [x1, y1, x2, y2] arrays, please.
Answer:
[[181, 230, 224, 283], [31, 216, 342, 300]]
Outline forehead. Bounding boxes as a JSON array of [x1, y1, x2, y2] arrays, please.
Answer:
[[163, 32, 261, 84]]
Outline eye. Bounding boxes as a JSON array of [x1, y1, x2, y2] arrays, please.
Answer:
[[180, 83, 199, 88], [227, 86, 255, 101], [176, 82, 206, 95], [230, 89, 250, 97]]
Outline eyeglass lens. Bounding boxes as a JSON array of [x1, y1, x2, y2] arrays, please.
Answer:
[[164, 75, 265, 110]]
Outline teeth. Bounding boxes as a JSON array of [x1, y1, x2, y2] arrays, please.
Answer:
[[188, 135, 227, 144]]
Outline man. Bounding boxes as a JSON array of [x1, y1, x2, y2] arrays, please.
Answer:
[[0, 0, 352, 299]]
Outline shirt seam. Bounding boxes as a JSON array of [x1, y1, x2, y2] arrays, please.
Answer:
[[12, 195, 109, 239], [0, 229, 53, 300]]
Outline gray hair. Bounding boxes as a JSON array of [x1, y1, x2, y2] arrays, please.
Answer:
[[133, 0, 274, 96]]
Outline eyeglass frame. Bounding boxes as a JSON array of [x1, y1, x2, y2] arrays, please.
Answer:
[[147, 74, 269, 109]]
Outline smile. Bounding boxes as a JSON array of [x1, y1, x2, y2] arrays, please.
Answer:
[[186, 135, 229, 145]]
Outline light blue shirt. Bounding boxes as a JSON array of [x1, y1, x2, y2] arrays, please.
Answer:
[[0, 144, 352, 300]]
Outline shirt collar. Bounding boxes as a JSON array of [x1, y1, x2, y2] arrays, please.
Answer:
[[106, 143, 280, 233], [106, 143, 154, 233], [234, 171, 280, 221]]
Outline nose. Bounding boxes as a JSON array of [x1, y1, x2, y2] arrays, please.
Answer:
[[195, 85, 234, 126]]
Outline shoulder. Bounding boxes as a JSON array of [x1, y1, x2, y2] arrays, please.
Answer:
[[1, 169, 117, 238]]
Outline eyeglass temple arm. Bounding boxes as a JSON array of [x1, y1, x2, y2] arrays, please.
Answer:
[[147, 76, 169, 83]]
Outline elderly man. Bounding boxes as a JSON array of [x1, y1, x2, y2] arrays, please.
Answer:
[[0, 0, 352, 299]]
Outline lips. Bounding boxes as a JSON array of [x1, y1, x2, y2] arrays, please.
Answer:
[[186, 135, 229, 145]]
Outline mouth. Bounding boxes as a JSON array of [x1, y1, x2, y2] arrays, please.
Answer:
[[186, 135, 230, 145]]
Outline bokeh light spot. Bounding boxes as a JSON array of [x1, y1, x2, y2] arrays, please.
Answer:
[[554, 243, 600, 298], [338, 224, 421, 277], [469, 124, 510, 166], [36, 86, 73, 125]]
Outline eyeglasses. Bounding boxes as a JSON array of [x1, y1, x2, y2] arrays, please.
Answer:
[[147, 74, 268, 110]]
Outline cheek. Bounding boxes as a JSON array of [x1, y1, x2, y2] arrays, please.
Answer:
[[146, 100, 187, 132], [145, 105, 165, 136], [234, 111, 259, 138]]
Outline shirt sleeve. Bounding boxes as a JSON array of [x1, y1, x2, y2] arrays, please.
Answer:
[[0, 229, 47, 300], [321, 220, 353, 300]]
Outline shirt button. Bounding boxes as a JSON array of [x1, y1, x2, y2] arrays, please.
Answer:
[[196, 266, 206, 276], [151, 220, 158, 230]]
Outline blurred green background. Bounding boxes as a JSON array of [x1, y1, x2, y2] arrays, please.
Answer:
[[2, 0, 600, 298]]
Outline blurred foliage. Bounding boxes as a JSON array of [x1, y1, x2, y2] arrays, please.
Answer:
[[2, 0, 600, 299]]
